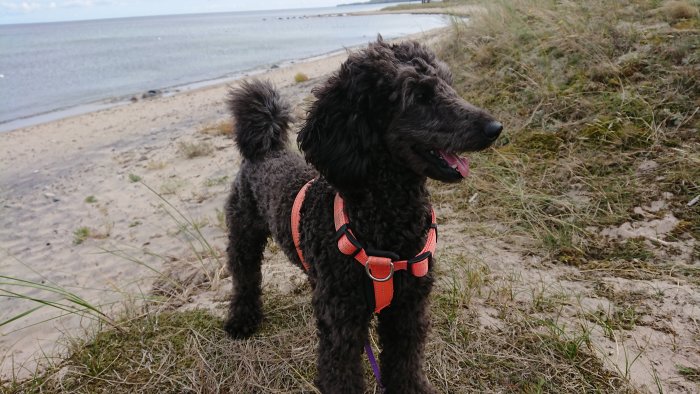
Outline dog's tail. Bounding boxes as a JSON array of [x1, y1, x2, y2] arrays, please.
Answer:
[[227, 80, 292, 161]]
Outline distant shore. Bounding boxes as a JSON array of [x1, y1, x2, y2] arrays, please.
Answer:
[[0, 46, 354, 133], [350, 4, 485, 16]]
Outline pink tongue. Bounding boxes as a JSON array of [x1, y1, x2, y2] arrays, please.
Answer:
[[439, 151, 470, 178]]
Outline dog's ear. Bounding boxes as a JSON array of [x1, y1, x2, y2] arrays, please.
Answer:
[[298, 42, 398, 190]]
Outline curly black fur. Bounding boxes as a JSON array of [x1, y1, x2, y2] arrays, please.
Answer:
[[224, 38, 501, 394], [227, 79, 293, 161]]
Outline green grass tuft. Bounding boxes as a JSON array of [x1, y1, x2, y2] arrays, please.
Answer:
[[677, 365, 700, 382], [73, 227, 90, 245], [294, 72, 309, 83]]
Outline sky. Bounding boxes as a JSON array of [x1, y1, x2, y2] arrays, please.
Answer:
[[0, 0, 347, 24]]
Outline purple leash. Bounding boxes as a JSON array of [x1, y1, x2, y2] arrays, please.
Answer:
[[364, 341, 384, 392]]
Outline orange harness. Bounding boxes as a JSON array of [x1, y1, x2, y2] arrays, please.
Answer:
[[291, 180, 437, 313]]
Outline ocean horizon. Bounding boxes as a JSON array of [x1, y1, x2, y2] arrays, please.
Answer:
[[0, 4, 447, 132]]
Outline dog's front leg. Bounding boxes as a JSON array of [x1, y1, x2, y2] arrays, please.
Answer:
[[377, 279, 436, 394], [313, 284, 372, 394]]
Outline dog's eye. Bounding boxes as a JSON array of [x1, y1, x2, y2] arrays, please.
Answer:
[[415, 88, 433, 104]]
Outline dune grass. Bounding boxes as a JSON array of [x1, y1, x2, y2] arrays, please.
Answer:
[[663, 0, 699, 20], [2, 287, 629, 393], [3, 0, 698, 392], [177, 141, 214, 159], [434, 0, 699, 279], [199, 120, 233, 137]]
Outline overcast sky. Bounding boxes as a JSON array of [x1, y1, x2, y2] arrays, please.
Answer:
[[0, 0, 347, 24]]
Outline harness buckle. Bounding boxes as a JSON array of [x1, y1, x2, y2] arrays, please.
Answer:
[[365, 256, 394, 282]]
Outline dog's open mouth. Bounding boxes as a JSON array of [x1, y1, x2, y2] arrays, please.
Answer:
[[418, 149, 470, 180]]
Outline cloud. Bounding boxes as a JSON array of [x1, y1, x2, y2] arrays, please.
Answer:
[[0, 1, 43, 12], [61, 0, 95, 7], [60, 0, 122, 7]]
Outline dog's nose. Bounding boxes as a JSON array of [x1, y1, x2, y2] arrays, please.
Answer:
[[484, 121, 503, 139]]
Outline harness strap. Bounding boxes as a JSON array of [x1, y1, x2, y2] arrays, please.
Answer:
[[291, 180, 438, 314], [291, 180, 314, 271], [334, 194, 437, 313]]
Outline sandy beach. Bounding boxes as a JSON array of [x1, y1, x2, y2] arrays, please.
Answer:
[[0, 28, 448, 379]]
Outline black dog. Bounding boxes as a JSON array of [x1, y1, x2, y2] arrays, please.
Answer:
[[224, 38, 501, 394]]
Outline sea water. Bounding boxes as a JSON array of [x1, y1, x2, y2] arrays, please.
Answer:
[[0, 5, 446, 130]]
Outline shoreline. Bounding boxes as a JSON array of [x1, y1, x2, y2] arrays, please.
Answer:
[[0, 26, 448, 134], [0, 9, 448, 134], [0, 46, 352, 133]]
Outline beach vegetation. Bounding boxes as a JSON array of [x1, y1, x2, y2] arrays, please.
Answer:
[[294, 72, 309, 83], [84, 195, 97, 204], [199, 119, 233, 136], [434, 0, 699, 274], [0, 288, 627, 393], [127, 173, 142, 183], [73, 227, 91, 245], [146, 160, 167, 170], [72, 224, 111, 245], [0, 274, 122, 337], [177, 141, 214, 159], [204, 175, 229, 187], [159, 177, 188, 195], [677, 365, 700, 382], [215, 208, 227, 231], [663, 0, 699, 20]]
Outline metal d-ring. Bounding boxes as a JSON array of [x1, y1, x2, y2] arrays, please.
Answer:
[[365, 261, 394, 282]]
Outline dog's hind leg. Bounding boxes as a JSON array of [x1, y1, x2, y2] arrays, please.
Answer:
[[377, 288, 436, 394], [223, 182, 270, 338]]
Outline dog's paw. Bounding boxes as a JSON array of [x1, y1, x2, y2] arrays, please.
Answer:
[[384, 379, 437, 394], [223, 310, 262, 339], [386, 385, 437, 394]]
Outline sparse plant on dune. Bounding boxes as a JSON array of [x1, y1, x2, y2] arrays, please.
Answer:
[[199, 119, 233, 136], [294, 72, 309, 83], [663, 0, 699, 21], [177, 141, 214, 159]]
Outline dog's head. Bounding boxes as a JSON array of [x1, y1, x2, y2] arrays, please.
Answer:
[[298, 37, 502, 190]]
